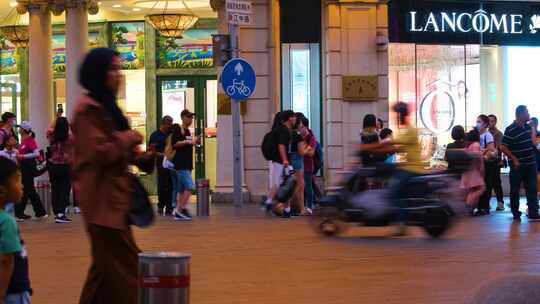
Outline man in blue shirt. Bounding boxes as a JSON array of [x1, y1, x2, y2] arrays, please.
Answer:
[[148, 116, 174, 215], [501, 105, 540, 221]]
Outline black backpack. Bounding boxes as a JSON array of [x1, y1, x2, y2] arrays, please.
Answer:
[[261, 131, 277, 161]]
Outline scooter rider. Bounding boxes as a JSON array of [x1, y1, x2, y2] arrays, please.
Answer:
[[360, 102, 425, 235]]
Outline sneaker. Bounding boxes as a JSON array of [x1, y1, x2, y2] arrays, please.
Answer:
[[73, 207, 81, 214], [55, 214, 72, 224], [496, 202, 505, 211], [513, 212, 523, 221], [281, 211, 291, 218], [473, 209, 489, 216], [290, 210, 301, 217], [15, 217, 25, 222], [18, 214, 32, 220], [302, 208, 313, 216], [34, 214, 48, 221], [173, 209, 192, 221], [181, 209, 192, 219]]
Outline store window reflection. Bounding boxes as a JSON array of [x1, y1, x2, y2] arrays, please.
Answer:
[[389, 43, 540, 166], [389, 44, 482, 165]]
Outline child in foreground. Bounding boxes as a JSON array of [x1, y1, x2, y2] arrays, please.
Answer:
[[0, 156, 31, 304]]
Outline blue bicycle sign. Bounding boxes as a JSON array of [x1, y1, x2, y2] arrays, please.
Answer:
[[221, 58, 256, 101]]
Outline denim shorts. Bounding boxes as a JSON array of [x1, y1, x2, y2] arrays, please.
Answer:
[[5, 292, 31, 304], [173, 170, 195, 193], [290, 152, 304, 171]]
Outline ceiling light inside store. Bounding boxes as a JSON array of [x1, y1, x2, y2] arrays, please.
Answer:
[[112, 4, 122, 8], [134, 0, 209, 9], [0, 25, 29, 49], [146, 13, 198, 38], [9, 2, 18, 7], [133, 8, 142, 12], [98, 2, 102, 5]]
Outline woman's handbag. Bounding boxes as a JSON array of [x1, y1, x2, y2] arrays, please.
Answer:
[[128, 173, 155, 228]]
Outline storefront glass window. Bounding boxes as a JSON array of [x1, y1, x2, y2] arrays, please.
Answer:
[[389, 44, 484, 165], [0, 37, 20, 119], [161, 80, 194, 125], [282, 43, 322, 142], [290, 49, 311, 116], [507, 47, 540, 126], [118, 69, 146, 145], [0, 75, 21, 120], [389, 43, 540, 166]]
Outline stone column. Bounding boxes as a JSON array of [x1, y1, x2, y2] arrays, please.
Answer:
[[66, 1, 88, 120], [28, 3, 53, 149]]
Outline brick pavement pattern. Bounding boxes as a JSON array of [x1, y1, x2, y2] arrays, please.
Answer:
[[18, 206, 540, 304]]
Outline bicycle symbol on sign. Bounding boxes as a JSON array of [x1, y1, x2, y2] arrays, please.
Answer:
[[226, 79, 252, 97]]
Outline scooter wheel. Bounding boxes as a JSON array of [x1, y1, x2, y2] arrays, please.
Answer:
[[310, 206, 345, 236], [423, 208, 452, 238]]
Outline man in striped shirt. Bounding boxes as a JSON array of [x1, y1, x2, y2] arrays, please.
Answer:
[[501, 105, 540, 221]]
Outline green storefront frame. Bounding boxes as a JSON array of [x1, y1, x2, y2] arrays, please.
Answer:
[[155, 75, 217, 181]]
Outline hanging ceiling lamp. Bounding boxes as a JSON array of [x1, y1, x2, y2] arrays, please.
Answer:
[[145, 1, 198, 38], [0, 25, 29, 48], [0, 7, 29, 49]]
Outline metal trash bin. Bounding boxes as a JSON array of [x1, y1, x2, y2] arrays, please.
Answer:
[[196, 179, 210, 216], [35, 180, 52, 215], [139, 252, 191, 304]]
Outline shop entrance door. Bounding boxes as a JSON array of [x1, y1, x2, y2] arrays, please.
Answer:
[[157, 76, 218, 188]]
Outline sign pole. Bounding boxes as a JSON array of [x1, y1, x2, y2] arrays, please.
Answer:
[[229, 22, 243, 208]]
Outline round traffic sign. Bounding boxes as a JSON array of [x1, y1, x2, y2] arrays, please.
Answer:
[[221, 58, 256, 101]]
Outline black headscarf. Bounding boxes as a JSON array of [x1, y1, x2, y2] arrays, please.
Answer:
[[79, 48, 130, 131]]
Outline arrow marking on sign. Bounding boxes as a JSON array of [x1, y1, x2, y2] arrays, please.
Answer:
[[234, 63, 244, 76]]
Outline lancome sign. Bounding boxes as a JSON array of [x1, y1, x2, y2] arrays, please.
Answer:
[[389, 1, 540, 45], [410, 10, 528, 34]]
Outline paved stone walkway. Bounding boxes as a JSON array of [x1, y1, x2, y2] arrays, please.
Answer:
[[18, 205, 540, 304]]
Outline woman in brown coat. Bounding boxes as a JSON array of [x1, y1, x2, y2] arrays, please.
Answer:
[[72, 48, 147, 304]]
